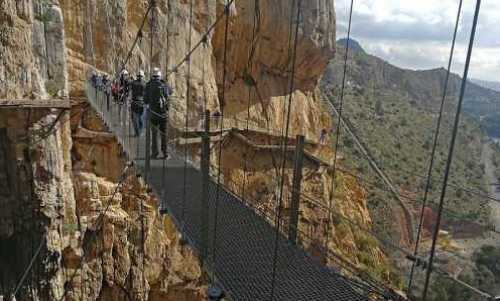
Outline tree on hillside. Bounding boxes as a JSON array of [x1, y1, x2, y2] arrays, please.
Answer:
[[375, 100, 384, 116]]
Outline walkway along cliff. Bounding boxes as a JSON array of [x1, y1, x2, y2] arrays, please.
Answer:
[[0, 0, 402, 300]]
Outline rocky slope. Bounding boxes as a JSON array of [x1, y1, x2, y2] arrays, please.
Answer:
[[322, 39, 493, 231], [0, 1, 396, 299]]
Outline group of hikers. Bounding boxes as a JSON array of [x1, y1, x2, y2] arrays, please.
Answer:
[[90, 67, 172, 159]]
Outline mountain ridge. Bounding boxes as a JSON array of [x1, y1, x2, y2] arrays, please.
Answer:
[[323, 38, 500, 137]]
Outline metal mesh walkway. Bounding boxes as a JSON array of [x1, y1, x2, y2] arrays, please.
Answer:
[[86, 84, 371, 300]]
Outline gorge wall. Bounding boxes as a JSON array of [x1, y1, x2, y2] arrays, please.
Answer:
[[1, 0, 396, 299]]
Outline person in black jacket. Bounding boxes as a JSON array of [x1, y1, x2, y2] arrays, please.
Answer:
[[102, 74, 111, 111], [130, 70, 146, 136], [145, 67, 172, 158], [119, 69, 131, 104]]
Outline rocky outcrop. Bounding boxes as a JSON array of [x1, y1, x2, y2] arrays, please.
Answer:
[[0, 109, 75, 300], [60, 0, 334, 140], [0, 0, 68, 99], [212, 0, 336, 139], [67, 102, 206, 300]]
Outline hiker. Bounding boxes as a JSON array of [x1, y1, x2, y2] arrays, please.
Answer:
[[95, 73, 103, 91], [102, 74, 111, 111], [90, 71, 98, 88], [130, 70, 146, 136], [119, 69, 131, 104], [145, 67, 172, 158], [111, 80, 120, 103], [213, 110, 222, 129], [319, 128, 327, 145]]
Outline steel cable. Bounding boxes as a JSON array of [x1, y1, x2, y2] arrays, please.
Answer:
[[269, 0, 302, 299], [182, 0, 194, 223], [407, 0, 464, 295], [212, 0, 231, 280], [326, 0, 355, 250], [422, 1, 482, 299]]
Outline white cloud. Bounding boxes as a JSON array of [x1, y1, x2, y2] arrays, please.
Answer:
[[335, 0, 500, 81]]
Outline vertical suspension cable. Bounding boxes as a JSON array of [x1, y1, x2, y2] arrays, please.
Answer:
[[149, 0, 156, 76], [269, 1, 302, 299], [325, 0, 354, 249], [161, 0, 172, 213], [140, 196, 146, 298], [165, 0, 171, 77], [212, 0, 231, 277], [86, 0, 97, 68], [278, 0, 297, 141], [103, 0, 118, 74], [142, 0, 156, 297], [272, 0, 297, 183], [422, 1, 482, 299], [406, 0, 463, 295], [241, 0, 260, 201], [182, 0, 194, 223]]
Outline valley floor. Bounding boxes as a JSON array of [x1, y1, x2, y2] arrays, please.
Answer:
[[481, 142, 500, 231], [451, 142, 500, 259]]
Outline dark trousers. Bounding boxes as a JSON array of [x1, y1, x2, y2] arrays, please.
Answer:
[[131, 110, 143, 136], [151, 117, 166, 156], [105, 92, 110, 111]]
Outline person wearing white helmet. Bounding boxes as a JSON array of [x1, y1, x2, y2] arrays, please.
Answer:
[[145, 67, 172, 158], [130, 70, 146, 136], [118, 69, 131, 104], [152, 67, 162, 79]]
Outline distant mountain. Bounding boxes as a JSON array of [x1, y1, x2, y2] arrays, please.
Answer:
[[322, 40, 500, 137], [321, 40, 499, 301], [321, 40, 493, 239], [337, 38, 365, 54], [471, 78, 500, 93]]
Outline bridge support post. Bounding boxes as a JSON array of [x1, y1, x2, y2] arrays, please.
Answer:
[[145, 106, 151, 182], [200, 110, 211, 264], [288, 135, 305, 244]]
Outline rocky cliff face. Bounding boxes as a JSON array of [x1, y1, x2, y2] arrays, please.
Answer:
[[0, 109, 75, 299], [1, 0, 395, 299], [0, 104, 205, 300], [0, 0, 68, 99], [60, 0, 334, 139]]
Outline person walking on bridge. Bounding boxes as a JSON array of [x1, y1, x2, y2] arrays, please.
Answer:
[[119, 69, 131, 104], [145, 67, 172, 159], [130, 70, 146, 136], [102, 74, 111, 111]]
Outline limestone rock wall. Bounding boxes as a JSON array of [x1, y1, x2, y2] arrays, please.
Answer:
[[0, 0, 68, 99], [60, 0, 334, 139], [0, 109, 76, 300], [212, 0, 335, 139], [68, 102, 206, 301]]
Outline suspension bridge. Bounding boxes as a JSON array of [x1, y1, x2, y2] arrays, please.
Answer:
[[85, 83, 377, 300]]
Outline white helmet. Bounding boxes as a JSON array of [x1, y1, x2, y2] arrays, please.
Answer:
[[121, 69, 129, 76], [137, 70, 145, 78], [152, 67, 162, 79]]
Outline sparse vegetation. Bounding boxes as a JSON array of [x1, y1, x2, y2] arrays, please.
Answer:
[[322, 39, 500, 300], [323, 44, 492, 230]]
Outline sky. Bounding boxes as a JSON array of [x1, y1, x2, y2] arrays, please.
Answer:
[[335, 0, 500, 82]]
